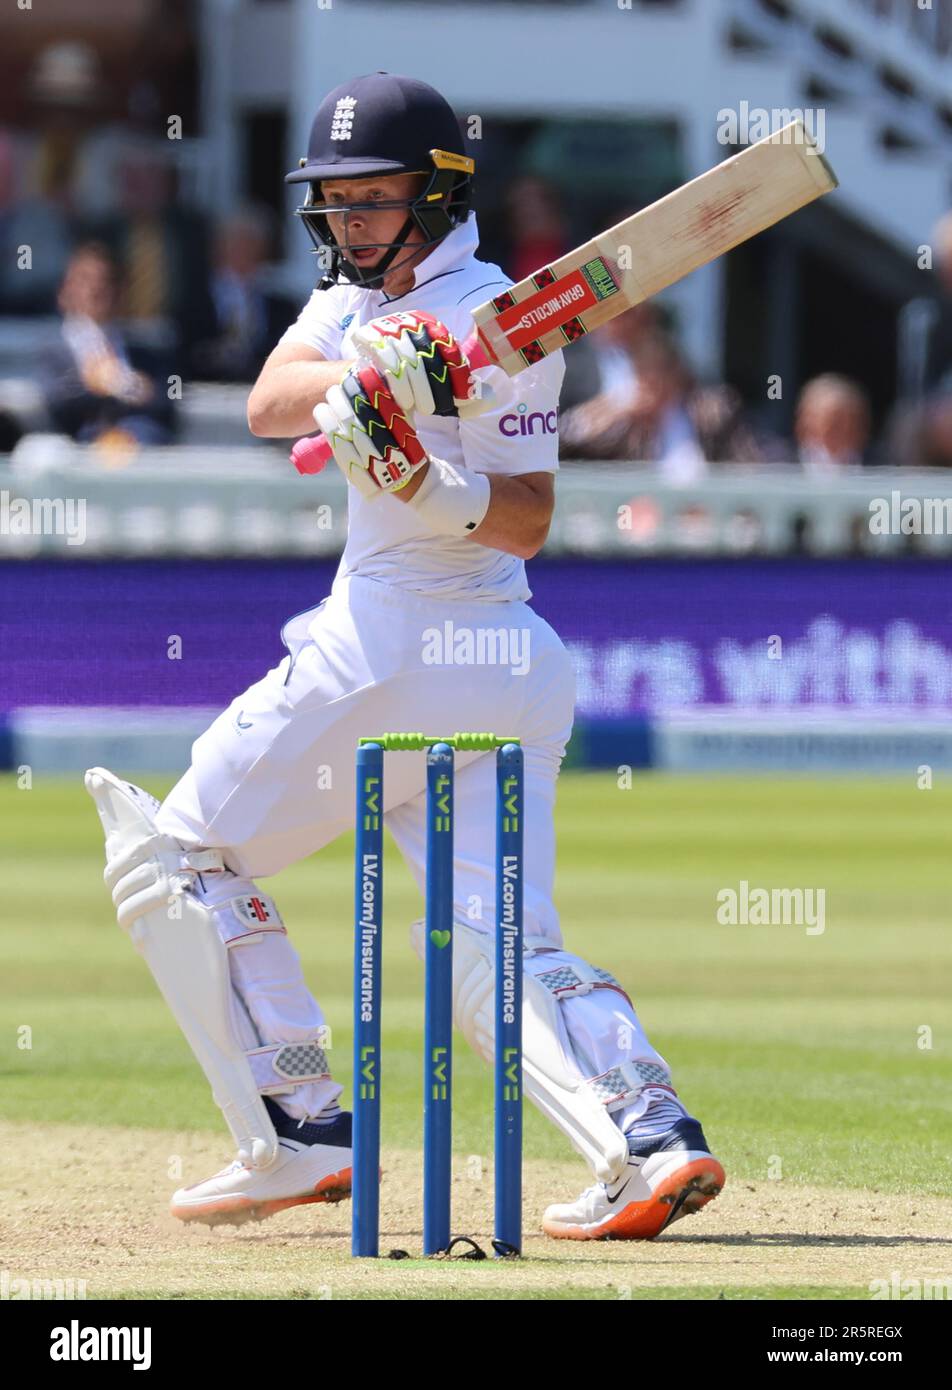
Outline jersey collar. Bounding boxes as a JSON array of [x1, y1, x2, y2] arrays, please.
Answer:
[[404, 213, 480, 289]]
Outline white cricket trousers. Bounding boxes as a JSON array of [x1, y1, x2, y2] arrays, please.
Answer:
[[154, 574, 589, 1120], [157, 573, 575, 914]]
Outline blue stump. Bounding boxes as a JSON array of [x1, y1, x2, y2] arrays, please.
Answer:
[[423, 742, 455, 1255], [494, 742, 524, 1256], [353, 742, 384, 1257]]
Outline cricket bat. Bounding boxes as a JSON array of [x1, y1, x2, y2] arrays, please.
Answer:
[[292, 119, 836, 474]]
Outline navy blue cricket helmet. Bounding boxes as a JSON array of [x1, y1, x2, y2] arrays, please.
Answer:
[[286, 72, 475, 290]]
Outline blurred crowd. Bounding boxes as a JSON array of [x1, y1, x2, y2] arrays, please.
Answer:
[[557, 299, 952, 475], [0, 39, 295, 451], [2, 47, 952, 470], [557, 301, 877, 476]]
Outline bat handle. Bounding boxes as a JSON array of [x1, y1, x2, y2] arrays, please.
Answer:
[[290, 328, 489, 476], [462, 330, 489, 369]]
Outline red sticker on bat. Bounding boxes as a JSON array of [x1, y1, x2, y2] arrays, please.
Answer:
[[492, 267, 599, 352]]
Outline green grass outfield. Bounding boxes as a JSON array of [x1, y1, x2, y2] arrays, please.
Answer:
[[2, 771, 951, 1298]]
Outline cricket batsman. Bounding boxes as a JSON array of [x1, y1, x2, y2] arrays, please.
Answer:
[[86, 72, 724, 1240]]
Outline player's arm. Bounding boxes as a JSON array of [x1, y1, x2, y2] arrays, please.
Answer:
[[247, 341, 356, 438], [395, 466, 554, 560], [310, 311, 560, 557], [312, 364, 556, 559], [471, 471, 555, 559]]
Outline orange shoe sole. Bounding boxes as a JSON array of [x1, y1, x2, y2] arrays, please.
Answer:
[[171, 1165, 352, 1227], [542, 1157, 725, 1241]]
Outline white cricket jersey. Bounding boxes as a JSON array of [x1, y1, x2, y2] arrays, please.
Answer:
[[281, 214, 564, 603]]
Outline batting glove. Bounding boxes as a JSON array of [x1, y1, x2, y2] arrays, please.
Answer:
[[351, 310, 495, 420], [313, 361, 430, 499]]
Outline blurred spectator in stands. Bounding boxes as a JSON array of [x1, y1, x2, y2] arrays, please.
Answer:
[[920, 395, 952, 468], [190, 206, 295, 381], [931, 213, 952, 391], [890, 393, 952, 468], [41, 242, 175, 446], [25, 40, 101, 208], [504, 175, 567, 283], [0, 404, 23, 455], [92, 140, 214, 368], [560, 299, 679, 412], [691, 382, 765, 464], [587, 303, 658, 402], [560, 335, 702, 478], [794, 373, 871, 473], [0, 126, 74, 315], [561, 333, 762, 476], [896, 212, 952, 402], [10, 40, 113, 308]]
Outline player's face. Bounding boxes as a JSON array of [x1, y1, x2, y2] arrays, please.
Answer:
[[319, 173, 426, 268]]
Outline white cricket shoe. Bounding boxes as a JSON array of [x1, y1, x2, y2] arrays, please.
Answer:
[[542, 1117, 724, 1241], [171, 1108, 352, 1226]]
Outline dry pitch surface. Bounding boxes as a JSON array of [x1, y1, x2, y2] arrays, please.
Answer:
[[2, 1122, 950, 1300]]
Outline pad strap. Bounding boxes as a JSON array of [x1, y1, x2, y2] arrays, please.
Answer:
[[535, 961, 632, 1006], [589, 1062, 675, 1115], [247, 1040, 332, 1094]]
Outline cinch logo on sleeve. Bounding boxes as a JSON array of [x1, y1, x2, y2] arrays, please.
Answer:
[[340, 313, 355, 331], [499, 402, 559, 437]]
